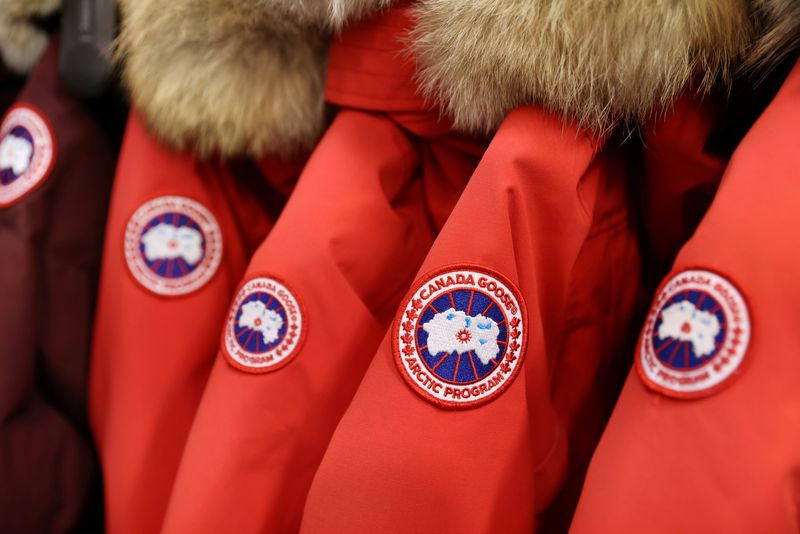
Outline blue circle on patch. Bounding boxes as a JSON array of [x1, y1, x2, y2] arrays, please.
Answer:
[[138, 212, 207, 279], [415, 288, 509, 385], [0, 104, 57, 208], [637, 269, 750, 399], [0, 125, 34, 186], [651, 289, 727, 371], [233, 291, 289, 354], [223, 276, 306, 373], [124, 196, 223, 296]]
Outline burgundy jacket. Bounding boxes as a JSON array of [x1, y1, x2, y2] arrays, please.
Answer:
[[0, 37, 123, 533]]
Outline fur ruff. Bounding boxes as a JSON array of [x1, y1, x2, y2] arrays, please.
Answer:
[[116, 0, 328, 158], [119, 0, 760, 155], [412, 0, 754, 134], [264, 0, 393, 29], [0, 0, 60, 74]]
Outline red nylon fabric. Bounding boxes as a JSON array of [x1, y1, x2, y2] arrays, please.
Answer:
[[88, 113, 297, 534], [539, 92, 731, 532], [570, 59, 800, 534], [299, 105, 641, 533], [642, 93, 727, 268], [160, 6, 487, 533]]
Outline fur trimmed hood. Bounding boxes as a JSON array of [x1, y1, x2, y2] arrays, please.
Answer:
[[117, 0, 398, 158], [264, 0, 391, 29], [412, 0, 754, 134], [0, 0, 60, 74], [116, 0, 330, 158], [119, 0, 762, 157]]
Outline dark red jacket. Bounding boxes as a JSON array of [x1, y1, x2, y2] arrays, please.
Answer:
[[0, 37, 122, 533]]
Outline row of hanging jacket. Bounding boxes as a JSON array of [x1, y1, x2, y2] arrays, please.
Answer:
[[0, 0, 799, 532]]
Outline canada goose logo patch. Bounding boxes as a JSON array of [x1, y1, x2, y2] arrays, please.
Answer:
[[223, 276, 306, 373], [0, 104, 56, 207], [637, 269, 750, 399], [394, 265, 527, 409], [124, 196, 222, 296]]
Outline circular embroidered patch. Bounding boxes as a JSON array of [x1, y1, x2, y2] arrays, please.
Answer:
[[0, 104, 56, 207], [393, 265, 527, 409], [223, 276, 306, 373], [124, 196, 222, 296], [637, 269, 750, 399]]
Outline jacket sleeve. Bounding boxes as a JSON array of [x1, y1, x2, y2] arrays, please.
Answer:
[[299, 106, 641, 533], [88, 113, 275, 534], [570, 58, 800, 534], [161, 109, 434, 534]]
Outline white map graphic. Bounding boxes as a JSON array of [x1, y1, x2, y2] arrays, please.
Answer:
[[238, 301, 285, 345], [657, 300, 721, 358], [0, 134, 32, 175], [140, 223, 204, 265], [423, 307, 500, 365]]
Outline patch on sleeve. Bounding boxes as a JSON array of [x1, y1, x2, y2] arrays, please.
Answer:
[[124, 195, 223, 296], [393, 265, 527, 409], [223, 275, 307, 373], [637, 269, 751, 399], [0, 104, 56, 207]]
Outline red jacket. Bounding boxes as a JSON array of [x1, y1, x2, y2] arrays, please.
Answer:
[[161, 7, 486, 533], [299, 104, 641, 533], [89, 0, 325, 529], [89, 114, 299, 534], [570, 58, 800, 534]]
